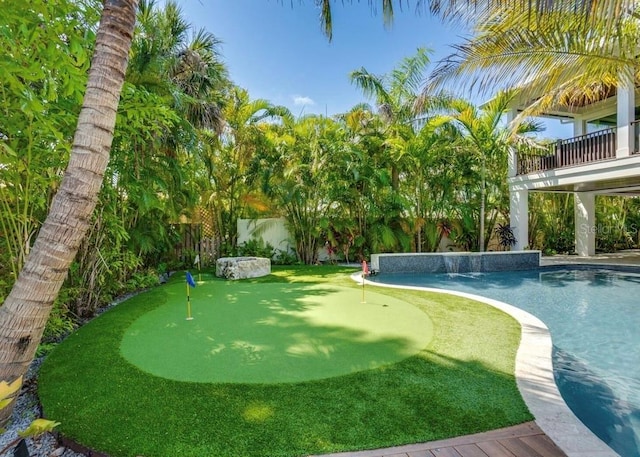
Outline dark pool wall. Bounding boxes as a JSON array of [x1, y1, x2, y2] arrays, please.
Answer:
[[371, 251, 541, 274]]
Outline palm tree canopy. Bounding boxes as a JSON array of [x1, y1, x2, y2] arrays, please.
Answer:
[[315, 0, 635, 41], [350, 47, 432, 123], [311, 1, 639, 121], [428, 2, 640, 117]]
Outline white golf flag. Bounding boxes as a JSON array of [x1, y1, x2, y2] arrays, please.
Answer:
[[194, 254, 200, 267]]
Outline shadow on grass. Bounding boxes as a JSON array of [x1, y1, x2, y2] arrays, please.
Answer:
[[120, 280, 432, 383], [39, 268, 531, 457]]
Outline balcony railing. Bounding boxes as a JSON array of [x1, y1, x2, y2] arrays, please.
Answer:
[[517, 127, 617, 175]]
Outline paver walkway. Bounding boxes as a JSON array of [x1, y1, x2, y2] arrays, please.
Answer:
[[314, 422, 567, 457]]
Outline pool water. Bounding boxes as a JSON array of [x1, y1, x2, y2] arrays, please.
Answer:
[[371, 267, 640, 457]]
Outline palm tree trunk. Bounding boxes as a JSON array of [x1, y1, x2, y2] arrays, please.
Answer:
[[479, 159, 486, 252], [391, 164, 400, 191], [479, 194, 485, 251], [0, 0, 138, 425]]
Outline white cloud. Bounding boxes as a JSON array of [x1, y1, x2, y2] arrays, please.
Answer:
[[293, 95, 315, 106]]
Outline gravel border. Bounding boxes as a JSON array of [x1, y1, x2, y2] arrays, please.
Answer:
[[0, 357, 83, 457], [0, 288, 152, 457]]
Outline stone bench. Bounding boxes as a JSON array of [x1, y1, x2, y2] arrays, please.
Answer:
[[215, 256, 271, 280]]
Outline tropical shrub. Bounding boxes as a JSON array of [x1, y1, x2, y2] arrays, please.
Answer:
[[237, 238, 276, 259], [494, 223, 517, 250]]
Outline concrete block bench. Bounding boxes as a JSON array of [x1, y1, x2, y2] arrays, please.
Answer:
[[215, 256, 271, 280]]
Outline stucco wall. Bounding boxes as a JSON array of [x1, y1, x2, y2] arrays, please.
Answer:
[[237, 218, 294, 254]]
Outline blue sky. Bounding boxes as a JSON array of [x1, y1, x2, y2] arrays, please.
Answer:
[[177, 0, 571, 138]]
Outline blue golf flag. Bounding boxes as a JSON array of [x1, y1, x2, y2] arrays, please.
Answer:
[[186, 271, 196, 288]]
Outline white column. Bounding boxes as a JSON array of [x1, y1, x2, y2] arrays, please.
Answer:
[[617, 79, 635, 157], [575, 192, 595, 257], [573, 118, 586, 136], [506, 109, 518, 177], [510, 189, 528, 250]]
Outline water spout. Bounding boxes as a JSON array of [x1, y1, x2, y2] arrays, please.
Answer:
[[444, 255, 460, 274], [469, 254, 482, 273]]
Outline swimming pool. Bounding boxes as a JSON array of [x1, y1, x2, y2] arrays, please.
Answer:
[[370, 266, 640, 457]]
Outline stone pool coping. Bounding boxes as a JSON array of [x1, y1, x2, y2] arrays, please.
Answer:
[[353, 273, 619, 457]]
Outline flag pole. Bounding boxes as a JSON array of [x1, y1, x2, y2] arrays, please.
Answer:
[[186, 271, 196, 320], [361, 260, 368, 303], [194, 254, 201, 282], [186, 281, 193, 320]]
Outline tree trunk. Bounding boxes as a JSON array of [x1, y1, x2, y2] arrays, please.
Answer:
[[391, 164, 400, 190], [479, 159, 486, 252], [0, 0, 138, 425]]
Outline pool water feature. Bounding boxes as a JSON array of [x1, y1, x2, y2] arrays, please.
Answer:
[[370, 267, 640, 457]]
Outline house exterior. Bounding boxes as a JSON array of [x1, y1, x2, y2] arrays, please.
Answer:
[[507, 82, 640, 256]]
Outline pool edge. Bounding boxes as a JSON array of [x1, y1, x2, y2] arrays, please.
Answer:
[[354, 273, 620, 457]]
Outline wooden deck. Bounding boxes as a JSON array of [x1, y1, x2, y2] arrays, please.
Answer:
[[314, 422, 567, 457]]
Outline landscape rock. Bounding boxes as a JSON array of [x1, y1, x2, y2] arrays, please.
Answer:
[[215, 256, 271, 280]]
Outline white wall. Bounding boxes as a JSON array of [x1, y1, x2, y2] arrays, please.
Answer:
[[237, 219, 500, 261], [237, 218, 294, 254]]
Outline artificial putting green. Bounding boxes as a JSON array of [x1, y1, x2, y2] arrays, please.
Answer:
[[120, 281, 433, 383], [39, 266, 532, 457]]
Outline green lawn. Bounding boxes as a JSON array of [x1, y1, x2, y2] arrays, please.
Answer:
[[38, 265, 532, 457]]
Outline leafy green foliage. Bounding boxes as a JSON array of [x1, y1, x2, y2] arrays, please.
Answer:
[[0, 0, 95, 278], [259, 116, 343, 264], [42, 299, 76, 342], [445, 91, 542, 252], [0, 0, 230, 334], [594, 196, 639, 252], [529, 193, 575, 254], [272, 249, 299, 265], [237, 238, 276, 259], [196, 87, 290, 255]]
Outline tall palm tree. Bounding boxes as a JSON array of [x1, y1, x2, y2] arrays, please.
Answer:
[[200, 87, 292, 252], [128, 0, 229, 134], [350, 48, 433, 190], [447, 90, 542, 251], [259, 114, 352, 263], [114, 0, 229, 256], [402, 115, 460, 252], [0, 0, 138, 424], [332, 105, 387, 259]]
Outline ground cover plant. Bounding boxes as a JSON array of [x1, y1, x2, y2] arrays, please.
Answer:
[[38, 265, 531, 457]]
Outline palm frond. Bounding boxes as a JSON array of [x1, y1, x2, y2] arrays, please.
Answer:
[[429, 3, 640, 106], [425, 0, 635, 30], [389, 47, 432, 96], [317, 0, 332, 41], [340, 102, 375, 118], [350, 69, 392, 105]]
